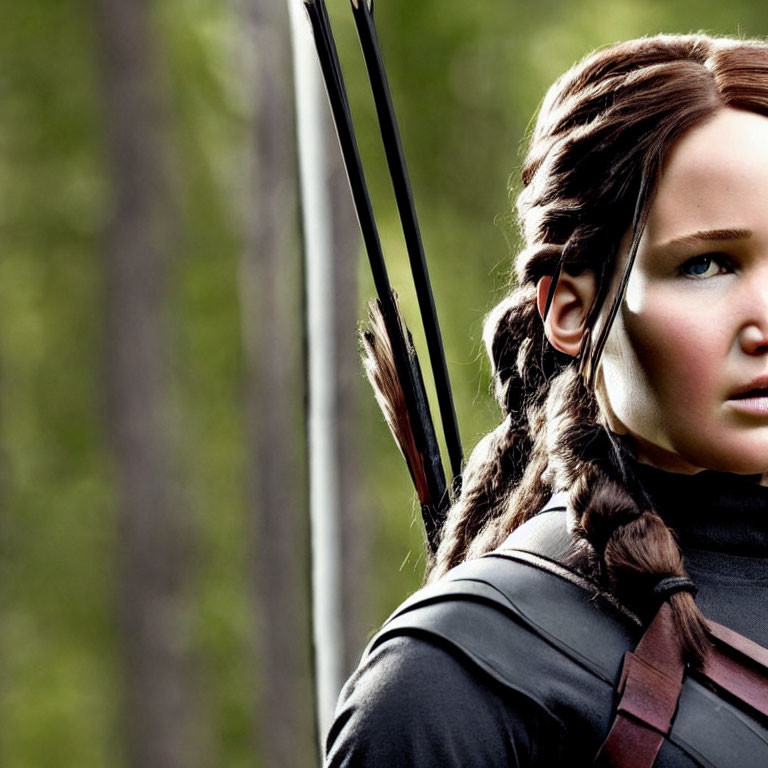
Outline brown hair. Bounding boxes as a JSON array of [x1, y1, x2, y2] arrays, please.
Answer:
[[430, 34, 768, 664]]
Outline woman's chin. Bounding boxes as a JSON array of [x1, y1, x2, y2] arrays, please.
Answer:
[[630, 434, 768, 477]]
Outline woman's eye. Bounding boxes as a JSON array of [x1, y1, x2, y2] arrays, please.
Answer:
[[679, 254, 730, 279]]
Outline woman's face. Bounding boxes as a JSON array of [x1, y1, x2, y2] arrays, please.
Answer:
[[600, 107, 768, 475]]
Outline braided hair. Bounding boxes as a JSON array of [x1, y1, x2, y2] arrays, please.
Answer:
[[431, 34, 768, 664]]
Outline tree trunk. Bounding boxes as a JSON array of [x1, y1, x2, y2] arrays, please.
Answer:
[[327, 133, 367, 675], [244, 0, 314, 765], [96, 1, 193, 766]]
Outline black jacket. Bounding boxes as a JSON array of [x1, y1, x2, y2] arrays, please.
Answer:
[[326, 471, 768, 767]]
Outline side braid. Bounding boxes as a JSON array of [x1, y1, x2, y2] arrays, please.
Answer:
[[547, 369, 709, 664], [430, 268, 566, 580]]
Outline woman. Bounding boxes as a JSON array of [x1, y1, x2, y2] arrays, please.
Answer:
[[326, 34, 768, 766]]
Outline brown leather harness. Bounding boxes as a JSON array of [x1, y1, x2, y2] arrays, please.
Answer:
[[596, 590, 768, 766]]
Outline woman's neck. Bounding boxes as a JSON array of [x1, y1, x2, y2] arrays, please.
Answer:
[[634, 464, 768, 557]]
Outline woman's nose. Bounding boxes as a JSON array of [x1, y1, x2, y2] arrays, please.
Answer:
[[740, 323, 768, 355], [738, 266, 768, 354]]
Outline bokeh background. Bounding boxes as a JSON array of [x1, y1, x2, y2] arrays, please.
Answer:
[[2, 0, 767, 766]]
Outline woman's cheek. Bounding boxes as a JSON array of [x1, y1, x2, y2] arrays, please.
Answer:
[[625, 307, 721, 432]]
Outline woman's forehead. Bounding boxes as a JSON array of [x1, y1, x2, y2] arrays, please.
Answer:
[[642, 108, 768, 252]]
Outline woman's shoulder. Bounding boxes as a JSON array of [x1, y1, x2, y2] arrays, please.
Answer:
[[325, 531, 633, 767], [325, 631, 558, 767], [369, 512, 641, 693]]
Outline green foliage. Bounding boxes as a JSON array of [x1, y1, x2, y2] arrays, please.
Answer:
[[0, 0, 766, 765], [0, 1, 116, 765]]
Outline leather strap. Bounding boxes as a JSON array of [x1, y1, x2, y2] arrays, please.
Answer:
[[594, 603, 685, 768], [522, 503, 768, 745], [704, 621, 768, 722], [709, 619, 768, 672], [594, 606, 768, 767]]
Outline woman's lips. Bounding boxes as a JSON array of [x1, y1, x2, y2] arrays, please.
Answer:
[[727, 375, 768, 415], [730, 375, 768, 399], [726, 393, 768, 415]]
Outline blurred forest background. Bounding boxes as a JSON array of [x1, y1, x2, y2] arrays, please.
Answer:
[[2, 0, 767, 766]]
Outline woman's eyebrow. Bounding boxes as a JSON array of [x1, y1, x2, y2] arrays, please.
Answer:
[[659, 228, 752, 250]]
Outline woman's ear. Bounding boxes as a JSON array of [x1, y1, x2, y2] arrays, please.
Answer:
[[536, 272, 597, 356]]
